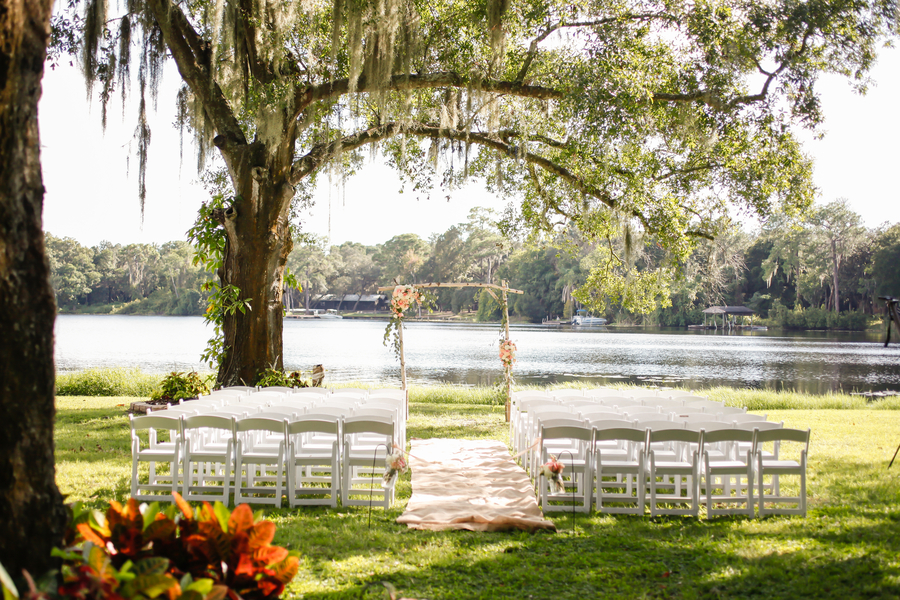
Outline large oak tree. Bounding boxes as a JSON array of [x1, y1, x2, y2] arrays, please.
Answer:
[[0, 0, 68, 583], [59, 0, 897, 385]]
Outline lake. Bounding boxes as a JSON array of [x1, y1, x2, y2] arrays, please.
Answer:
[[54, 315, 900, 394]]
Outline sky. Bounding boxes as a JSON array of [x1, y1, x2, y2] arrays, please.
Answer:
[[39, 45, 900, 248]]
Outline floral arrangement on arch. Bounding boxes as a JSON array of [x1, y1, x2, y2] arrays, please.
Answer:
[[499, 339, 517, 368], [390, 284, 421, 318], [384, 284, 429, 359]]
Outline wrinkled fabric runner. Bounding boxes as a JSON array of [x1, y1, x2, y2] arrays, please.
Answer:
[[396, 438, 556, 532]]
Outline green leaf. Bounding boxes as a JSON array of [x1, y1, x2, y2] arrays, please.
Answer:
[[121, 573, 178, 599], [142, 502, 161, 530], [0, 561, 19, 600], [212, 502, 230, 532], [132, 557, 170, 578], [184, 578, 214, 595]]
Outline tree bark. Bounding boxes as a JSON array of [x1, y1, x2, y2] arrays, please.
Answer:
[[831, 239, 840, 312], [214, 140, 295, 387], [0, 0, 68, 585]]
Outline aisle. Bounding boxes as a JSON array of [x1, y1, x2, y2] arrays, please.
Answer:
[[396, 438, 556, 532]]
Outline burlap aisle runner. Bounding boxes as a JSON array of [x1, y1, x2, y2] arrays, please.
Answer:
[[396, 438, 556, 532]]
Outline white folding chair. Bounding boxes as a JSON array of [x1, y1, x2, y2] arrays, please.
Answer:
[[594, 427, 647, 515], [130, 413, 183, 501], [729, 413, 769, 424], [644, 398, 686, 410], [756, 428, 810, 517], [218, 386, 257, 394], [181, 414, 235, 504], [683, 399, 725, 412], [258, 386, 295, 394], [701, 428, 756, 518], [538, 423, 594, 513], [342, 415, 398, 509], [646, 428, 703, 517], [285, 415, 341, 507], [233, 416, 286, 506]]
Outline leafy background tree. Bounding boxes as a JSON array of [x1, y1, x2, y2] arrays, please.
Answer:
[[50, 0, 899, 384]]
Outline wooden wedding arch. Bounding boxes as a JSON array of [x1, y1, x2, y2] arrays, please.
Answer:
[[377, 281, 524, 420]]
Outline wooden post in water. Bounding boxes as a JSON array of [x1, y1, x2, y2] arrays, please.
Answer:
[[502, 280, 512, 422]]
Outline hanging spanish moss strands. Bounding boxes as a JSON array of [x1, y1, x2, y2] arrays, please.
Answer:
[[487, 0, 508, 74], [82, 0, 107, 97]]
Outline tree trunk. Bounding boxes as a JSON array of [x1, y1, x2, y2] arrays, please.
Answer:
[[0, 0, 68, 585], [213, 141, 295, 387]]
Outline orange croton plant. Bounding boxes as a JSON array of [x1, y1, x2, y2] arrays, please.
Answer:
[[59, 493, 299, 600]]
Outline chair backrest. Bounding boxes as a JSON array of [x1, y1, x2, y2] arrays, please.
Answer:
[[518, 397, 559, 410], [701, 427, 755, 446], [733, 420, 783, 432], [540, 423, 593, 443], [604, 397, 640, 408], [290, 388, 330, 397], [583, 388, 620, 397], [364, 399, 404, 411], [131, 413, 183, 433], [644, 398, 686, 410], [590, 418, 636, 430], [684, 421, 733, 432], [648, 428, 702, 445], [343, 415, 395, 438], [182, 414, 235, 431], [632, 394, 663, 405], [593, 426, 647, 445], [667, 390, 707, 400], [255, 406, 303, 419], [578, 409, 623, 422], [552, 390, 585, 401], [513, 391, 553, 402], [353, 407, 397, 421], [560, 398, 600, 408], [639, 420, 684, 431], [322, 397, 362, 409], [304, 407, 348, 419], [258, 386, 295, 394], [218, 386, 256, 393], [245, 391, 287, 404], [623, 406, 661, 416], [672, 413, 720, 424], [539, 417, 588, 430], [236, 416, 287, 436], [682, 399, 725, 411], [712, 406, 748, 416], [754, 427, 810, 447], [729, 413, 768, 424], [286, 414, 340, 433]]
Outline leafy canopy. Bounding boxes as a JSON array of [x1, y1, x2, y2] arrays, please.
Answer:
[[56, 0, 898, 308]]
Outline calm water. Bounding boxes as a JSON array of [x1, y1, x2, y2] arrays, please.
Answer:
[[54, 315, 900, 393]]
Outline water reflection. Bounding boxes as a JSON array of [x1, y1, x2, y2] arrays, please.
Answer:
[[53, 315, 900, 393]]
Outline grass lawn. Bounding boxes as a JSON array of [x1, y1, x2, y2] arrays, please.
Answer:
[[55, 394, 900, 599]]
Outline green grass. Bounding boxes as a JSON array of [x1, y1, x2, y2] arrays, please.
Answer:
[[54, 392, 900, 599]]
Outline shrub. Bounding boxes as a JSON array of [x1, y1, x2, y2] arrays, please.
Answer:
[[150, 372, 211, 402], [56, 368, 161, 397], [255, 368, 310, 388]]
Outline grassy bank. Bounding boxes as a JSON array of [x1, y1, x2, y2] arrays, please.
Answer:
[[55, 393, 900, 599]]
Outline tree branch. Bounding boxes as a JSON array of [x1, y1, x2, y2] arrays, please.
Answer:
[[290, 72, 562, 124], [145, 0, 246, 146], [515, 13, 671, 83]]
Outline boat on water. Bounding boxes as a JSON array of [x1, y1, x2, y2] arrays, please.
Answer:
[[313, 309, 343, 320], [572, 310, 608, 327]]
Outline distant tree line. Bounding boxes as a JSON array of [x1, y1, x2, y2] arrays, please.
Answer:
[[47, 199, 900, 327], [44, 235, 211, 315]]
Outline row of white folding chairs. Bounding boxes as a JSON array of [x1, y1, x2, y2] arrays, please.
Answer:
[[131, 411, 402, 509], [513, 388, 710, 405], [175, 390, 407, 442], [536, 422, 809, 518], [509, 393, 720, 447], [522, 411, 773, 485], [512, 400, 749, 465]]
